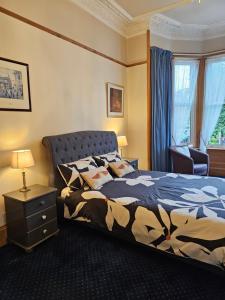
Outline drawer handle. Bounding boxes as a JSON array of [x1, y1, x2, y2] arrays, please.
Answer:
[[42, 215, 47, 220], [43, 229, 48, 235], [40, 200, 45, 206]]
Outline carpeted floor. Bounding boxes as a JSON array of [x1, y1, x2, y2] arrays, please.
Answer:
[[0, 222, 225, 300]]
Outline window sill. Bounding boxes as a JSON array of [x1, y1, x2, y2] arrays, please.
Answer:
[[207, 146, 225, 151]]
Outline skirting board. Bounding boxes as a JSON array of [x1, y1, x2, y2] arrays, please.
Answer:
[[0, 225, 7, 247]]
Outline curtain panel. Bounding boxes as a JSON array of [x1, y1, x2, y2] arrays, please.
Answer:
[[200, 56, 225, 150], [151, 47, 173, 172], [172, 59, 199, 145]]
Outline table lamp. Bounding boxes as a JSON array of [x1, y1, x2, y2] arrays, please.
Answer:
[[117, 135, 128, 157], [11, 149, 35, 192]]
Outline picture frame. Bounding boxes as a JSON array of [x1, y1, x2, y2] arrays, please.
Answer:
[[0, 57, 31, 112], [107, 82, 124, 118]]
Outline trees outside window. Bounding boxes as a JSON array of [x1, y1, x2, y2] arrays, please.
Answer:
[[210, 102, 225, 145]]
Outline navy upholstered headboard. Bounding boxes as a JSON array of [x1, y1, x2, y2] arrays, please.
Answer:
[[42, 130, 118, 192]]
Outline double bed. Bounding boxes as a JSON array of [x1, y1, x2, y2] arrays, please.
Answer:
[[42, 131, 225, 271]]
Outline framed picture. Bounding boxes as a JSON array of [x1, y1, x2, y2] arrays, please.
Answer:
[[107, 83, 124, 118], [0, 57, 31, 112]]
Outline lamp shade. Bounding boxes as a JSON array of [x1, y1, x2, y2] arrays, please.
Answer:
[[117, 136, 128, 147], [11, 149, 34, 169]]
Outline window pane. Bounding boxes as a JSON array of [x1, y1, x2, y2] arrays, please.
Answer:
[[201, 56, 225, 149], [172, 60, 199, 145], [209, 103, 225, 145]]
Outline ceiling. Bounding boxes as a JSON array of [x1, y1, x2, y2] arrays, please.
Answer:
[[164, 0, 225, 26], [115, 0, 181, 17]]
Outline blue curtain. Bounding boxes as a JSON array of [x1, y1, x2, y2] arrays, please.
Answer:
[[151, 47, 173, 172]]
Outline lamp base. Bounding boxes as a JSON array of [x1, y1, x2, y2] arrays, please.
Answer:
[[20, 170, 30, 192], [19, 187, 31, 192], [120, 148, 123, 158]]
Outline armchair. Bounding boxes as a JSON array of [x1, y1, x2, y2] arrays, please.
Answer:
[[170, 146, 209, 176]]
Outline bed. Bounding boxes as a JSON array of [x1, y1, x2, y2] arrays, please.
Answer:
[[42, 131, 225, 271]]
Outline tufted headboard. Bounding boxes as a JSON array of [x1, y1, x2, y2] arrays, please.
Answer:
[[42, 130, 118, 193]]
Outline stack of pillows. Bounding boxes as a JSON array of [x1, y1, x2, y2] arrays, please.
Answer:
[[57, 151, 135, 191]]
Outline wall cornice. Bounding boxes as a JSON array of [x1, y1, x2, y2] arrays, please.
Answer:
[[150, 14, 225, 41], [71, 0, 131, 37], [71, 0, 225, 41]]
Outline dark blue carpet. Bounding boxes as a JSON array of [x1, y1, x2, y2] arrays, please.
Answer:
[[0, 222, 225, 300]]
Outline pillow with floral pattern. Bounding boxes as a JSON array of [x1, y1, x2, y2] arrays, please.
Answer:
[[58, 156, 98, 190]]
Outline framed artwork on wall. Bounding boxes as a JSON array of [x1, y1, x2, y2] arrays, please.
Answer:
[[0, 57, 31, 112], [107, 83, 124, 118]]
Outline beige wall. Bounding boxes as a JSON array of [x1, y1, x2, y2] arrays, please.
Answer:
[[126, 34, 148, 169], [126, 34, 146, 64], [126, 65, 148, 169], [0, 1, 127, 226], [0, 0, 126, 62]]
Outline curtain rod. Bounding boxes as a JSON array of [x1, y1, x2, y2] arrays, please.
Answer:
[[173, 48, 225, 58]]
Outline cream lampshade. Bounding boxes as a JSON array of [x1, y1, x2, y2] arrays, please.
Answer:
[[117, 136, 128, 157], [11, 149, 35, 192]]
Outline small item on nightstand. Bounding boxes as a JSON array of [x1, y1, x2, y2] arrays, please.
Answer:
[[3, 184, 59, 252], [123, 158, 139, 170], [11, 149, 35, 192], [117, 135, 128, 157]]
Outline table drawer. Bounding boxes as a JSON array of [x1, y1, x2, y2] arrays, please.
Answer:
[[26, 219, 58, 246], [25, 192, 56, 216], [26, 205, 57, 231]]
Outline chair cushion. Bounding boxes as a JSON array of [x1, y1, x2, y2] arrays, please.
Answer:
[[193, 164, 208, 175], [175, 146, 191, 158]]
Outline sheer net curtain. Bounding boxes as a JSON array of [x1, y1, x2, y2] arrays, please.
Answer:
[[172, 59, 199, 145], [200, 56, 225, 150]]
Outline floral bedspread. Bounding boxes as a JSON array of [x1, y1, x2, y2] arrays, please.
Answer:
[[63, 170, 225, 269]]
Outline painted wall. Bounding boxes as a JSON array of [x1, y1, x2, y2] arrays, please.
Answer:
[[126, 34, 146, 64], [0, 0, 126, 62], [0, 1, 127, 226], [203, 36, 225, 53], [126, 34, 148, 169], [126, 65, 147, 169], [151, 34, 203, 53]]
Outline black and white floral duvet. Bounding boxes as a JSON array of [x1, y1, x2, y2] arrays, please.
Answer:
[[63, 170, 225, 269]]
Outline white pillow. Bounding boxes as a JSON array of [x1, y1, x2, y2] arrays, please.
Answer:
[[109, 160, 135, 178], [81, 166, 113, 190]]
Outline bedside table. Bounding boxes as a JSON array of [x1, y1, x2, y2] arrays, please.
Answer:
[[3, 184, 59, 252], [123, 158, 139, 170]]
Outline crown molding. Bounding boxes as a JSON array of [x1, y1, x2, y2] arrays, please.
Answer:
[[70, 0, 132, 37], [71, 0, 149, 38], [150, 13, 225, 41], [71, 0, 225, 41]]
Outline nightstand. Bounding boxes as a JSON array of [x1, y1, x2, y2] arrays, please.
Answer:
[[123, 158, 139, 170], [3, 184, 59, 252]]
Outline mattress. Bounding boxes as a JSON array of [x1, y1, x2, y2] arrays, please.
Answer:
[[63, 170, 225, 269]]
